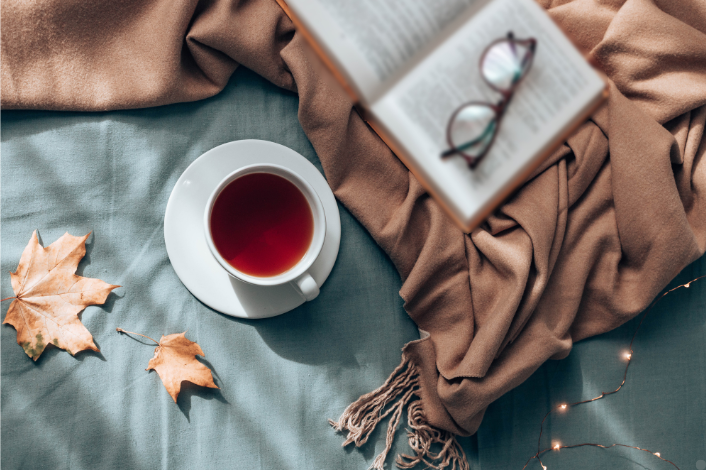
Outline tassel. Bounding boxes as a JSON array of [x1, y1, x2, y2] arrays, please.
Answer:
[[329, 354, 419, 448], [330, 354, 469, 470], [397, 399, 469, 470]]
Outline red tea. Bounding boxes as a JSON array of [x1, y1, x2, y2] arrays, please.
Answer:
[[210, 172, 314, 277]]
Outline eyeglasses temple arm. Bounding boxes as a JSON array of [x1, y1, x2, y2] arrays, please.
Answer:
[[442, 121, 497, 158]]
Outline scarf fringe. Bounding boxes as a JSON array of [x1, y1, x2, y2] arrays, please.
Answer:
[[329, 354, 468, 470], [397, 399, 469, 470]]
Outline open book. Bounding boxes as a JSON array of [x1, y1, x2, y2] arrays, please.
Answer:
[[277, 0, 607, 232]]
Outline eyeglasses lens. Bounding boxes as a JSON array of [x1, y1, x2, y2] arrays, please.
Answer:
[[481, 40, 532, 92], [449, 104, 497, 159]]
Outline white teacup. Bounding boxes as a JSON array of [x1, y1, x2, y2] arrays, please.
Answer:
[[204, 164, 326, 301]]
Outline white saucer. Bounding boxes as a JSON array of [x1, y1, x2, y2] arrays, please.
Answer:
[[164, 140, 341, 319]]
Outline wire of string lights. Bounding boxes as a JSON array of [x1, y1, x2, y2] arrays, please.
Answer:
[[521, 274, 706, 470]]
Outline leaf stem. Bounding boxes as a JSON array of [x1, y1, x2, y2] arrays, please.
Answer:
[[116, 328, 160, 345], [1, 297, 16, 302]]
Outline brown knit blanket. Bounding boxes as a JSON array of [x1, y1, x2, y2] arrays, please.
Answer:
[[4, 0, 706, 467]]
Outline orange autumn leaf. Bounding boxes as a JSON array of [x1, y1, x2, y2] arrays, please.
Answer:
[[3, 231, 119, 360], [144, 331, 218, 402]]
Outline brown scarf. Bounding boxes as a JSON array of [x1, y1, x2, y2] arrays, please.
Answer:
[[4, 0, 706, 467]]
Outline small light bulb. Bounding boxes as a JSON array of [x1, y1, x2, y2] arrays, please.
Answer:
[[542, 466, 547, 470], [655, 452, 661, 457], [625, 352, 632, 360], [560, 404, 567, 410], [685, 283, 690, 288], [553, 443, 560, 450]]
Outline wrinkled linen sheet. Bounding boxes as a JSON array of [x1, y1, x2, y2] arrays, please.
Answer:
[[2, 57, 705, 470], [3, 0, 706, 465]]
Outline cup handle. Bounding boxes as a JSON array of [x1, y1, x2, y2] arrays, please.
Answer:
[[291, 273, 319, 302]]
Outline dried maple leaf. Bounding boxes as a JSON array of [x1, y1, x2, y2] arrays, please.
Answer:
[[117, 329, 218, 402], [3, 231, 119, 360]]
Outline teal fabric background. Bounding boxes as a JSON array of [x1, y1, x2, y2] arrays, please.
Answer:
[[2, 68, 704, 470]]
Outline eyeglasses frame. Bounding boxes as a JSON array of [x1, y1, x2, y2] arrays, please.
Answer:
[[441, 32, 537, 169]]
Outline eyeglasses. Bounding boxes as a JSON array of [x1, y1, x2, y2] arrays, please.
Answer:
[[441, 32, 537, 169]]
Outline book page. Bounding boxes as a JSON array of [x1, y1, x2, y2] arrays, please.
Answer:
[[283, 0, 481, 103], [370, 0, 605, 225], [318, 0, 475, 82]]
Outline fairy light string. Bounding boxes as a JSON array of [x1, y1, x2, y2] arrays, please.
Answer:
[[522, 274, 706, 470]]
